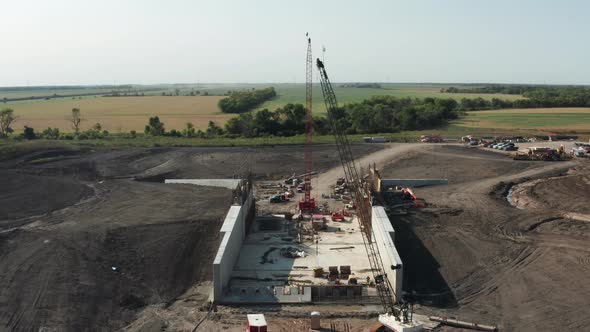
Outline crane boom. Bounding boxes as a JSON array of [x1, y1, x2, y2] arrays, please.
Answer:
[[299, 36, 316, 212], [316, 58, 398, 317]]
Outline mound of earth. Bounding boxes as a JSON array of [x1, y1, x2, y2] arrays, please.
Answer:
[[380, 145, 537, 185], [0, 171, 93, 224], [512, 167, 590, 214]]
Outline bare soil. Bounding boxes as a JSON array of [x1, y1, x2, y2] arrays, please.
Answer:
[[0, 143, 382, 331], [380, 145, 590, 331], [3, 142, 590, 331]]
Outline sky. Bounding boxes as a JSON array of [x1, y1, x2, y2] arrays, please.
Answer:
[[1, 0, 589, 86]]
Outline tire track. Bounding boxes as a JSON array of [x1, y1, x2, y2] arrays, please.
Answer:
[[457, 247, 546, 305]]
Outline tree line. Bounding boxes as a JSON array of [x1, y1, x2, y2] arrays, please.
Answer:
[[218, 87, 276, 113], [223, 96, 461, 137], [441, 85, 535, 95], [340, 83, 382, 89], [0, 107, 223, 140], [442, 85, 590, 109]]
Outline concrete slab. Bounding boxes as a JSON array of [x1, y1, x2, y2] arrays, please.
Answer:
[[228, 216, 374, 289], [220, 207, 404, 304]]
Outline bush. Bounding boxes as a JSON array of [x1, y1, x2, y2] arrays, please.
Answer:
[[144, 116, 166, 136], [41, 127, 60, 139], [182, 122, 195, 137], [60, 133, 75, 140], [167, 129, 182, 137], [22, 126, 37, 140]]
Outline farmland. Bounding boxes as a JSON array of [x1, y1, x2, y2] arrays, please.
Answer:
[[2, 83, 526, 133], [456, 107, 590, 132], [0, 87, 121, 100], [260, 83, 524, 114], [3, 96, 231, 133]]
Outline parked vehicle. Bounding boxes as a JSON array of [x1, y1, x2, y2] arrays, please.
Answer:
[[363, 136, 387, 143], [501, 143, 515, 150], [269, 194, 289, 203], [420, 134, 443, 143]]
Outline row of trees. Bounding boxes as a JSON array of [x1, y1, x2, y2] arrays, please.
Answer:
[[330, 96, 459, 134], [223, 97, 461, 137], [144, 116, 223, 138], [340, 83, 382, 89], [17, 123, 109, 140], [441, 85, 535, 95], [0, 107, 225, 140], [218, 87, 277, 113], [0, 107, 108, 140], [442, 85, 590, 109]]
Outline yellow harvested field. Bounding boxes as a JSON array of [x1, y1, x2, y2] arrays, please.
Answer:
[[5, 96, 234, 132]]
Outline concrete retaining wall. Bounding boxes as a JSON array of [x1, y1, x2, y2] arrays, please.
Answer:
[[212, 190, 254, 302], [381, 179, 448, 188], [165, 179, 242, 189], [371, 206, 403, 301]]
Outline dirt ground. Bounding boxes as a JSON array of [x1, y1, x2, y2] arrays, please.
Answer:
[[2, 142, 590, 331], [378, 145, 590, 331], [0, 143, 382, 331]]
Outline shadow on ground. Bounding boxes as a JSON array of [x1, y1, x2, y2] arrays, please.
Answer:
[[389, 211, 457, 308]]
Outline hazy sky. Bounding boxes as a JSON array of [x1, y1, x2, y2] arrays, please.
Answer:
[[2, 0, 589, 86]]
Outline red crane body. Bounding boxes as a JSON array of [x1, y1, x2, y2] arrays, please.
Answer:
[[299, 37, 315, 212]]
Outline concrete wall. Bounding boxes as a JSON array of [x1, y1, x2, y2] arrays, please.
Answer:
[[371, 206, 403, 302], [212, 187, 254, 302], [222, 286, 312, 304], [165, 179, 242, 189], [381, 179, 448, 188]]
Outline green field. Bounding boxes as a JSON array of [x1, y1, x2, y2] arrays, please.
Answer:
[[259, 83, 524, 114], [457, 108, 590, 132]]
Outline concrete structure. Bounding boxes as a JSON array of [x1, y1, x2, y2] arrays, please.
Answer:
[[219, 208, 404, 304], [166, 178, 255, 302], [212, 185, 254, 301], [380, 179, 448, 189], [371, 206, 403, 300], [165, 178, 242, 189], [368, 164, 448, 191], [225, 215, 377, 303], [222, 285, 312, 304]]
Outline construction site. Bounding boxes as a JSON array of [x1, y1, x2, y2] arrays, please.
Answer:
[[2, 38, 590, 332]]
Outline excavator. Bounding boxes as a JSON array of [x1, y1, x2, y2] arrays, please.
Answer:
[[316, 57, 423, 332]]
